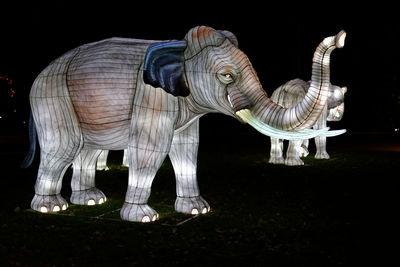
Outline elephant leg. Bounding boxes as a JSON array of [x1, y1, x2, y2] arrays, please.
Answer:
[[285, 140, 304, 166], [300, 139, 310, 157], [315, 136, 329, 159], [121, 146, 170, 222], [96, 150, 109, 171], [70, 149, 106, 205], [32, 151, 74, 213], [314, 106, 330, 159], [169, 120, 210, 215], [269, 137, 285, 164], [122, 149, 129, 167], [120, 104, 176, 222], [30, 96, 82, 213]]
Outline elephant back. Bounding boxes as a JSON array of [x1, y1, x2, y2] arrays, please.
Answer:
[[270, 79, 309, 109], [66, 38, 157, 132], [30, 48, 80, 98]]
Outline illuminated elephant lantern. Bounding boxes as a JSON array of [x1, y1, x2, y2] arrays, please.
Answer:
[[269, 79, 347, 166], [23, 26, 346, 222]]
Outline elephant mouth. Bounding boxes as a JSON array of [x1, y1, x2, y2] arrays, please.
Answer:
[[226, 88, 252, 113]]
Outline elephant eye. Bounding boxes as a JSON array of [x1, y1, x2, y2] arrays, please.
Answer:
[[219, 72, 234, 83]]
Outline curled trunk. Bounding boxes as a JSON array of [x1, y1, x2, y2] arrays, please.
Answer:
[[241, 31, 346, 135]]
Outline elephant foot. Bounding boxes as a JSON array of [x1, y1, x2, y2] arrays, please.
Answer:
[[96, 166, 109, 171], [285, 157, 304, 166], [175, 196, 210, 215], [70, 187, 107, 205], [120, 202, 159, 223], [299, 145, 309, 157], [315, 151, 330, 159], [31, 194, 68, 213], [269, 156, 285, 165]]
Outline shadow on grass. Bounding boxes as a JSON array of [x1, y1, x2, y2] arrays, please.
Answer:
[[1, 139, 399, 266]]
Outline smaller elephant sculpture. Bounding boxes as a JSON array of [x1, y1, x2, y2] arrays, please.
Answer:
[[96, 149, 129, 171], [269, 79, 347, 166]]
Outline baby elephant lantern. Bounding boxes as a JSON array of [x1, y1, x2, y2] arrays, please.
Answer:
[[269, 79, 347, 166], [23, 26, 346, 222]]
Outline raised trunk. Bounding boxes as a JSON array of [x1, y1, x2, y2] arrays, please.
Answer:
[[247, 31, 346, 131]]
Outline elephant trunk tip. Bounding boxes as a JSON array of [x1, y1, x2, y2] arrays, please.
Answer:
[[335, 30, 346, 48]]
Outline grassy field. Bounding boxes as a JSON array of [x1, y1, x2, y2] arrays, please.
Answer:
[[0, 134, 399, 266]]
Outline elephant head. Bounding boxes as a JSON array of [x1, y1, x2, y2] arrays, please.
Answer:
[[144, 26, 346, 139], [327, 85, 347, 121]]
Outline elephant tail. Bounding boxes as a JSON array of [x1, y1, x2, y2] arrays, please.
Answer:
[[20, 112, 37, 168]]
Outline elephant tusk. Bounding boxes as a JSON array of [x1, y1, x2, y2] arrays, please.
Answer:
[[236, 109, 341, 140], [318, 129, 346, 137], [227, 94, 234, 108]]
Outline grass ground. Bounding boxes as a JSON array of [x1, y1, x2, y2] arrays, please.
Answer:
[[0, 133, 399, 266]]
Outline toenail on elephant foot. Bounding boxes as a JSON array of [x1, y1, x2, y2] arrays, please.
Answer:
[[31, 194, 68, 213], [175, 196, 210, 215], [120, 202, 159, 223], [70, 187, 107, 205]]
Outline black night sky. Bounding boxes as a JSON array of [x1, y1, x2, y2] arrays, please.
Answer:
[[1, 2, 400, 135]]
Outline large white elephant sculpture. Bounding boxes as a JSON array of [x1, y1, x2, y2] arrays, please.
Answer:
[[23, 26, 346, 222], [269, 79, 347, 166]]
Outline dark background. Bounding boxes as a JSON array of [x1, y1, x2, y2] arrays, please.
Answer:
[[1, 2, 399, 137], [1, 3, 399, 266]]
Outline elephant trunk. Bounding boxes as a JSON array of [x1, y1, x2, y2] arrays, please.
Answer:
[[237, 31, 346, 139]]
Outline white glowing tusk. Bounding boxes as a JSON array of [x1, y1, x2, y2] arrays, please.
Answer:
[[320, 129, 346, 137], [227, 94, 234, 108], [236, 109, 330, 140]]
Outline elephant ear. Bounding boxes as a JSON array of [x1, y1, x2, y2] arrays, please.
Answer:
[[218, 30, 238, 47], [143, 41, 190, 97]]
